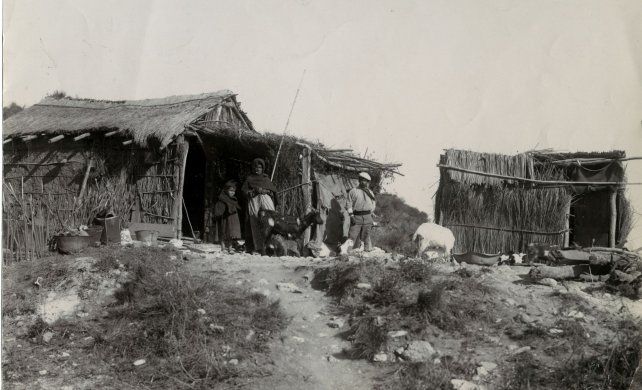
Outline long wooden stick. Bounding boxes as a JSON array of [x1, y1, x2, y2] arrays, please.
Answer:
[[437, 164, 641, 186], [271, 69, 307, 181]]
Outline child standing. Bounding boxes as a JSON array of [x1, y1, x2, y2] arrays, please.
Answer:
[[213, 181, 242, 252]]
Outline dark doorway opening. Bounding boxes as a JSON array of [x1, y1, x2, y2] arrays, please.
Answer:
[[182, 140, 206, 238], [569, 190, 610, 247]]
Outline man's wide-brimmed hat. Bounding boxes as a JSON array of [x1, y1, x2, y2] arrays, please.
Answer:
[[224, 180, 237, 190], [358, 172, 371, 181]]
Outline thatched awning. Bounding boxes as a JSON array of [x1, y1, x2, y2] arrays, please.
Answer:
[[2, 90, 254, 148]]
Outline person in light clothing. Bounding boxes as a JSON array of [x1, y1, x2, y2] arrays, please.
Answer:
[[241, 158, 277, 254], [347, 172, 376, 251]]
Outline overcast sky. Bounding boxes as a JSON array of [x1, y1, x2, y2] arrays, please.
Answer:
[[3, 0, 642, 247]]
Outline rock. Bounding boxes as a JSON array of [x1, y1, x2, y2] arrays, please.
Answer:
[[567, 310, 585, 320], [292, 336, 305, 343], [476, 361, 497, 376], [387, 330, 408, 338], [42, 331, 54, 343], [228, 359, 239, 365], [76, 311, 89, 318], [327, 318, 345, 329], [373, 352, 388, 362], [133, 359, 146, 366], [451, 379, 486, 390], [258, 278, 269, 285], [394, 347, 406, 356], [245, 330, 255, 340], [356, 283, 372, 290], [169, 239, 183, 249], [197, 309, 206, 315], [516, 313, 534, 324], [326, 355, 338, 363], [503, 297, 517, 306], [61, 352, 70, 358], [539, 278, 558, 287], [39, 370, 48, 375], [209, 324, 225, 332], [511, 346, 531, 355], [276, 282, 303, 293], [401, 341, 438, 362], [549, 328, 563, 335]]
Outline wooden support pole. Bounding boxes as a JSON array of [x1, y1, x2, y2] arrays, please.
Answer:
[[48, 135, 65, 143], [173, 135, 190, 238], [301, 146, 312, 245], [77, 158, 94, 200], [609, 189, 617, 248], [3, 138, 12, 144], [563, 199, 571, 247], [73, 133, 90, 141]]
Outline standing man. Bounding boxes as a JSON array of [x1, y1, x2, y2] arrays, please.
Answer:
[[347, 172, 376, 252]]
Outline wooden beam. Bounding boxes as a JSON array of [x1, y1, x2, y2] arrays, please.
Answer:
[[104, 130, 121, 137], [48, 135, 65, 143], [73, 133, 90, 141], [301, 146, 312, 245], [173, 135, 190, 238], [437, 164, 642, 186], [22, 135, 38, 142], [609, 189, 617, 248], [122, 140, 133, 146], [3, 138, 12, 145]]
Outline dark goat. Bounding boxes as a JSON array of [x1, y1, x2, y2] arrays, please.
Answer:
[[258, 209, 323, 256]]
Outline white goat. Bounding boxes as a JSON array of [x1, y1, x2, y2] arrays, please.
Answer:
[[412, 223, 455, 259]]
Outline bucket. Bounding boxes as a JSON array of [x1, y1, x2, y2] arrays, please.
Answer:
[[56, 235, 90, 254], [86, 226, 104, 246], [94, 215, 120, 244], [135, 230, 159, 245]]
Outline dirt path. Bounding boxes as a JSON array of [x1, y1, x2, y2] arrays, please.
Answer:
[[186, 252, 379, 390]]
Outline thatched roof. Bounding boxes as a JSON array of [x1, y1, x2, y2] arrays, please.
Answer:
[[2, 90, 254, 147]]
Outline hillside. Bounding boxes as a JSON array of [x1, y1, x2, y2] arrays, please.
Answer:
[[372, 193, 429, 255]]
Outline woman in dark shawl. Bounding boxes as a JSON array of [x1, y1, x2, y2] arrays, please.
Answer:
[[213, 180, 242, 252], [241, 158, 277, 254]]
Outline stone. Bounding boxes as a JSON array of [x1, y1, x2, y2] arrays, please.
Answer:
[[327, 318, 345, 329], [516, 313, 534, 324], [387, 330, 408, 338], [394, 347, 406, 355], [61, 352, 70, 358], [539, 278, 558, 287], [228, 359, 239, 365], [511, 346, 531, 355], [549, 328, 563, 335], [326, 355, 338, 363], [276, 282, 303, 293], [401, 341, 438, 362], [567, 310, 585, 319], [480, 361, 497, 371], [451, 379, 486, 390], [356, 283, 372, 290], [197, 309, 206, 315], [503, 298, 517, 306], [373, 352, 388, 362], [209, 324, 225, 332], [39, 370, 48, 375], [42, 331, 54, 344], [258, 278, 269, 285], [292, 336, 306, 343], [245, 330, 255, 340], [133, 359, 146, 366]]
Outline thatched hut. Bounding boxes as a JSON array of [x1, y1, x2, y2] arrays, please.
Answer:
[[2, 91, 400, 261], [435, 149, 634, 254]]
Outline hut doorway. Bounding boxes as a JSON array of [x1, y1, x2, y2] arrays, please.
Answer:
[[182, 140, 207, 238], [569, 190, 611, 247]]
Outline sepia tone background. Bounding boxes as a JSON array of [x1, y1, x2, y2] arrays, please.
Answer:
[[3, 0, 642, 248]]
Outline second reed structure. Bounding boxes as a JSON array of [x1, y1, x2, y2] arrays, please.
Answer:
[[435, 149, 633, 254]]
